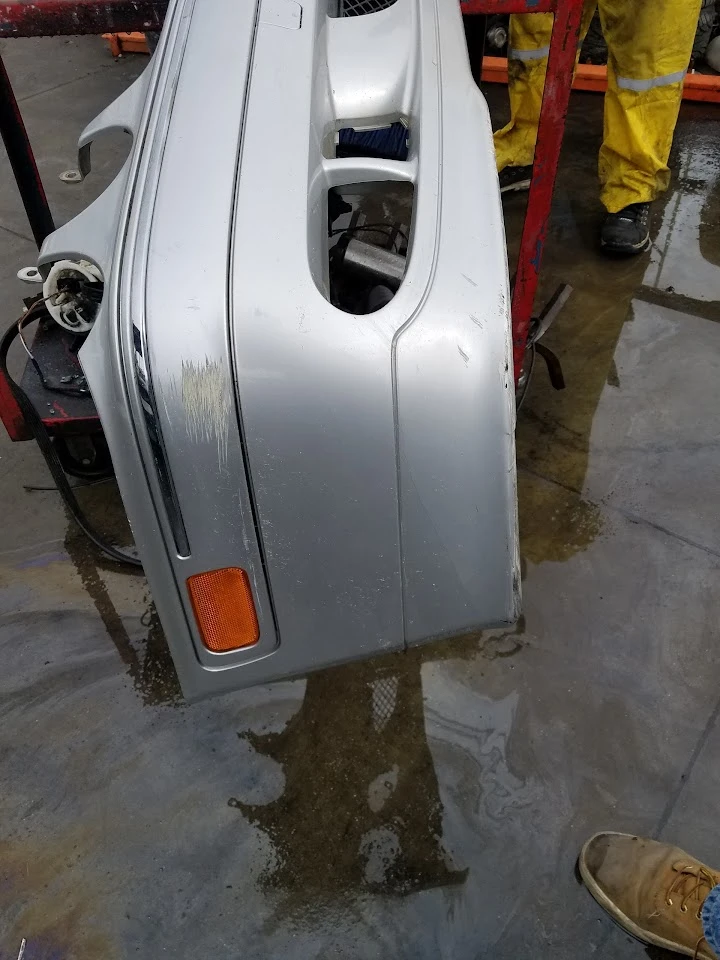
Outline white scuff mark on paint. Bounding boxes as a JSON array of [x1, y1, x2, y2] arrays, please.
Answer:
[[179, 357, 231, 467]]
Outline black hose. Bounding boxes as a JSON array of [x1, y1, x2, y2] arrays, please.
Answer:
[[0, 303, 143, 569]]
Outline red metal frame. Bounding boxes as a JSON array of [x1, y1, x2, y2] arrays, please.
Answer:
[[462, 0, 585, 380], [462, 0, 558, 12], [0, 0, 167, 37], [0, 0, 583, 440], [0, 364, 31, 440]]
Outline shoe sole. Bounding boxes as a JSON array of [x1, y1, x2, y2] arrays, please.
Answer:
[[599, 234, 651, 255], [500, 179, 531, 194], [579, 832, 716, 960]]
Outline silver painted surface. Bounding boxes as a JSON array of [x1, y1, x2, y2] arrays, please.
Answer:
[[36, 0, 518, 698], [342, 238, 407, 286]]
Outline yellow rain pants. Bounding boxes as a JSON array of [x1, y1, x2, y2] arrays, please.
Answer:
[[494, 0, 702, 213]]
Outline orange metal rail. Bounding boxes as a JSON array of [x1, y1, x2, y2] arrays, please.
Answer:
[[482, 56, 720, 104]]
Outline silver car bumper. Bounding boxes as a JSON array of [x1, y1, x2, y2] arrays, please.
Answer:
[[39, 0, 519, 699]]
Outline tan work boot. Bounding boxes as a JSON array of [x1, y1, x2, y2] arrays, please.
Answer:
[[579, 832, 720, 959]]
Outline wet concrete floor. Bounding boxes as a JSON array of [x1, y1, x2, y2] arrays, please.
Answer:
[[1, 37, 720, 960]]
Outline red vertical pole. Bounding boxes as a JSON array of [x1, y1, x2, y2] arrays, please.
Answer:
[[0, 366, 31, 441], [510, 0, 584, 380]]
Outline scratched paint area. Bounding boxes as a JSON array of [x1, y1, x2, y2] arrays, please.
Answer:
[[173, 357, 232, 467]]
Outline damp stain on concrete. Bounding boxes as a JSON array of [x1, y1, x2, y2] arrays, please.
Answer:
[[229, 657, 469, 904], [0, 829, 117, 960], [62, 495, 182, 707]]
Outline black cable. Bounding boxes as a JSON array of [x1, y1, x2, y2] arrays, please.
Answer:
[[24, 477, 113, 492], [17, 313, 90, 397], [330, 222, 410, 246], [1, 303, 143, 569]]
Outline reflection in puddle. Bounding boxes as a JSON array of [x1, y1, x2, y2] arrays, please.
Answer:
[[644, 125, 720, 304], [422, 664, 537, 824], [63, 508, 182, 707], [230, 657, 468, 901]]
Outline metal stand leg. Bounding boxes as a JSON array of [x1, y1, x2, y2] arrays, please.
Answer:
[[0, 53, 55, 248], [462, 0, 585, 383], [509, 0, 584, 380]]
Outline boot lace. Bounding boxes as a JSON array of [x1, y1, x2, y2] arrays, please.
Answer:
[[665, 863, 720, 959], [619, 203, 649, 224]]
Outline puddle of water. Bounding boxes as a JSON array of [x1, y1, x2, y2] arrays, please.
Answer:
[[61, 485, 182, 708], [230, 657, 468, 902], [644, 121, 720, 304]]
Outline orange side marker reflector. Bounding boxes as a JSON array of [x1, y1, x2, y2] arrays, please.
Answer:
[[187, 567, 260, 653]]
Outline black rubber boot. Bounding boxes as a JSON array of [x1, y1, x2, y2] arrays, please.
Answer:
[[499, 165, 533, 194], [600, 203, 651, 255]]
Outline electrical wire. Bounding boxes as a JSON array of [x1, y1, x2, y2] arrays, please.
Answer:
[[24, 477, 114, 493], [16, 317, 34, 359], [1, 302, 142, 569], [16, 309, 90, 397], [330, 222, 410, 247]]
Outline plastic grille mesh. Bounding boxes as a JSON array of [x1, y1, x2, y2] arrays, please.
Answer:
[[340, 0, 397, 16], [370, 675, 399, 732]]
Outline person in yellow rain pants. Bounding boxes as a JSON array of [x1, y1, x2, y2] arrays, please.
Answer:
[[495, 0, 702, 255]]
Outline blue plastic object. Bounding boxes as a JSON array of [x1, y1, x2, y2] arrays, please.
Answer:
[[338, 123, 408, 161]]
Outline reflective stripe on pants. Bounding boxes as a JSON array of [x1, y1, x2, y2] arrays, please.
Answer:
[[493, 0, 703, 213]]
